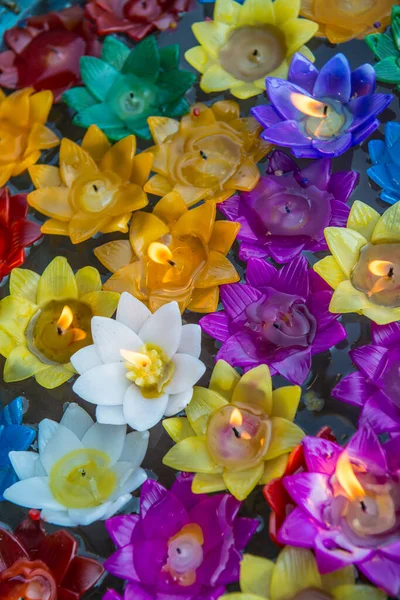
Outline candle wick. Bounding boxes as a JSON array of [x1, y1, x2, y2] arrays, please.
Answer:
[[200, 150, 208, 160], [360, 500, 367, 512], [167, 260, 176, 266], [57, 326, 64, 336], [92, 184, 98, 192], [176, 548, 182, 554], [252, 49, 259, 56], [232, 427, 241, 439], [323, 105, 328, 117], [273, 323, 279, 329], [284, 206, 291, 214], [388, 267, 394, 278]]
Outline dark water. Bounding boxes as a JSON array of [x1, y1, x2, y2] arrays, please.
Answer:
[[0, 2, 397, 597]]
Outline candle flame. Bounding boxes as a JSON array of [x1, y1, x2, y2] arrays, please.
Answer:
[[230, 407, 243, 427], [71, 329, 87, 342], [57, 305, 86, 342], [240, 431, 252, 440], [336, 451, 365, 501], [120, 349, 151, 368], [148, 242, 175, 266], [369, 260, 394, 277], [291, 93, 328, 118]]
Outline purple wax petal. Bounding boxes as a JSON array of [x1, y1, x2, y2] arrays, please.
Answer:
[[277, 507, 319, 548], [306, 290, 337, 330], [216, 334, 259, 369], [313, 53, 352, 103], [360, 392, 400, 434], [328, 170, 359, 203], [351, 64, 376, 97], [358, 553, 400, 597], [302, 436, 342, 476], [105, 546, 140, 582], [170, 473, 208, 512], [220, 284, 263, 320], [266, 149, 297, 175], [125, 583, 153, 600], [299, 158, 332, 191], [234, 218, 259, 243], [103, 591, 122, 600], [380, 541, 400, 562], [332, 371, 372, 407], [348, 94, 393, 130], [197, 587, 226, 600], [197, 543, 240, 587], [200, 312, 230, 343], [288, 52, 319, 94], [349, 345, 388, 380], [142, 489, 189, 541], [371, 321, 400, 347], [217, 195, 240, 221], [352, 118, 380, 146], [238, 242, 269, 261], [292, 146, 322, 159], [383, 434, 400, 472], [346, 425, 387, 472], [140, 480, 169, 518], [250, 105, 281, 128], [261, 120, 309, 147], [271, 346, 312, 385], [310, 270, 332, 293], [275, 256, 309, 298], [329, 200, 351, 228], [283, 472, 332, 523], [311, 321, 347, 355], [314, 530, 374, 573], [212, 546, 242, 586], [267, 237, 306, 264], [106, 515, 140, 548], [245, 258, 277, 289], [233, 517, 259, 550], [189, 495, 238, 554], [308, 239, 328, 252], [266, 78, 314, 121], [312, 133, 352, 158]]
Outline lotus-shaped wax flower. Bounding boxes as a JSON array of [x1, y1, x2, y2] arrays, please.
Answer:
[[0, 187, 42, 282], [200, 257, 346, 386], [144, 101, 271, 206], [366, 6, 400, 91], [223, 546, 386, 600], [277, 426, 400, 597], [368, 121, 400, 205], [71, 293, 206, 430], [94, 192, 240, 314], [252, 53, 393, 159], [0, 512, 104, 598], [86, 0, 192, 41], [103, 473, 258, 600], [63, 36, 196, 141], [0, 256, 119, 389], [0, 6, 100, 102], [314, 200, 400, 325], [0, 87, 59, 187], [28, 125, 151, 244], [301, 0, 393, 44], [185, 0, 317, 100], [219, 150, 356, 264], [163, 360, 304, 500], [4, 403, 148, 526], [0, 397, 36, 500]]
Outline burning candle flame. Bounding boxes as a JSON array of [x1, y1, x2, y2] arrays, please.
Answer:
[[290, 93, 328, 118], [336, 451, 365, 501], [148, 242, 175, 266], [240, 431, 252, 440], [120, 349, 151, 368], [230, 407, 243, 427], [369, 260, 394, 277], [57, 306, 86, 342]]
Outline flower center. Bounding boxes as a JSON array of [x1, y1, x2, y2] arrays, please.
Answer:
[[121, 343, 174, 398], [0, 559, 57, 600], [70, 172, 121, 213], [219, 25, 287, 82], [163, 524, 204, 586], [49, 448, 117, 509], [27, 299, 93, 365], [351, 243, 400, 308]]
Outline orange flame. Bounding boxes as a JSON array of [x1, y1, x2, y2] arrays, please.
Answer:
[[291, 93, 328, 118], [71, 329, 87, 343], [57, 305, 86, 342], [336, 451, 365, 501], [240, 431, 252, 440], [148, 242, 175, 266], [369, 260, 394, 277], [120, 349, 151, 368], [230, 407, 243, 427]]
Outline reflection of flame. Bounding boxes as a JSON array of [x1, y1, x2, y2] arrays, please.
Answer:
[[230, 407, 243, 427], [240, 431, 251, 440], [291, 93, 328, 118], [336, 451, 365, 501], [71, 329, 87, 342], [148, 242, 175, 266], [57, 305, 86, 342], [120, 349, 150, 368], [369, 260, 394, 277]]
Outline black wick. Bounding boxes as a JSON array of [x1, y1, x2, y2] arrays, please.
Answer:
[[323, 105, 328, 116], [200, 150, 208, 160], [360, 500, 367, 512], [284, 206, 291, 214], [388, 267, 394, 278], [232, 427, 241, 439], [92, 184, 98, 192]]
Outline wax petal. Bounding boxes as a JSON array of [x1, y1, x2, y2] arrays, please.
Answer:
[[163, 436, 220, 473], [96, 404, 126, 425], [231, 364, 272, 415], [270, 346, 312, 385], [277, 507, 318, 547], [270, 386, 301, 422], [250, 105, 281, 128], [40, 424, 84, 474], [239, 553, 274, 597], [372, 321, 400, 347], [328, 170, 359, 203], [360, 392, 400, 434], [315, 530, 374, 573], [287, 52, 318, 93], [324, 227, 367, 278], [138, 302, 181, 358], [332, 371, 372, 407], [37, 256, 78, 305], [265, 417, 305, 460], [311, 321, 346, 354], [350, 345, 388, 380], [70, 345, 102, 375], [245, 259, 276, 289], [346, 425, 387, 471], [123, 386, 168, 431], [220, 284, 263, 320], [284, 472, 331, 523], [302, 436, 341, 476], [216, 335, 260, 370], [270, 546, 322, 599], [223, 463, 264, 500], [4, 477, 64, 510], [73, 363, 130, 406], [200, 312, 230, 343], [261, 120, 308, 147], [163, 418, 196, 443], [209, 360, 240, 402], [91, 317, 142, 363], [275, 256, 309, 298], [312, 133, 352, 158], [267, 237, 306, 264], [164, 389, 193, 417], [313, 54, 351, 102], [351, 64, 376, 97], [267, 78, 313, 121], [164, 354, 205, 395], [348, 94, 393, 131]]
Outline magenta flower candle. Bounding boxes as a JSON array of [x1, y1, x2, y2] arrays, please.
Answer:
[[200, 256, 346, 386], [103, 473, 258, 599], [219, 150, 357, 263], [278, 426, 400, 597]]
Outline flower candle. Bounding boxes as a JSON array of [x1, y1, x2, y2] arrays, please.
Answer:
[[94, 192, 240, 313], [366, 6, 400, 92], [0, 256, 119, 388], [220, 150, 356, 263], [28, 125, 151, 243], [200, 257, 346, 385], [63, 36, 196, 141], [144, 101, 271, 205], [104, 473, 258, 599], [4, 403, 148, 525], [252, 53, 392, 158], [163, 360, 304, 500], [0, 7, 100, 101], [314, 200, 400, 324], [185, 0, 317, 100], [368, 121, 400, 205]]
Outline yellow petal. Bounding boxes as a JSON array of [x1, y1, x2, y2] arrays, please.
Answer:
[[0, 296, 37, 341], [130, 212, 170, 257], [362, 301, 400, 325], [103, 262, 147, 300], [259, 454, 289, 485], [163, 436, 221, 474], [94, 240, 134, 273], [186, 386, 228, 435], [163, 417, 196, 442], [211, 100, 240, 122], [11, 151, 41, 177], [0, 89, 5, 103], [332, 585, 386, 600], [347, 200, 380, 241], [75, 266, 101, 296], [4, 346, 46, 382], [29, 90, 53, 124], [191, 21, 231, 59], [60, 138, 98, 187], [0, 87, 31, 127], [264, 417, 305, 460], [68, 213, 107, 244], [324, 227, 367, 277], [25, 123, 59, 154], [313, 256, 346, 290], [273, 0, 300, 23], [201, 64, 242, 93], [222, 594, 264, 600], [37, 256, 78, 306], [196, 251, 239, 288], [270, 547, 322, 600], [282, 18, 319, 55], [173, 184, 209, 207], [0, 327, 17, 358], [231, 365, 273, 415], [188, 286, 219, 313], [223, 462, 264, 500], [0, 164, 14, 187], [237, 0, 274, 26], [9, 268, 40, 304], [35, 365, 74, 389], [81, 125, 111, 163], [80, 291, 120, 318], [298, 44, 315, 62], [371, 202, 400, 244], [240, 554, 274, 597], [148, 117, 179, 145], [172, 202, 216, 244], [329, 281, 367, 314], [28, 186, 73, 221], [226, 157, 260, 190], [209, 221, 240, 255], [209, 360, 240, 401], [214, 0, 241, 24], [192, 472, 226, 493], [144, 174, 173, 196], [185, 46, 209, 74], [100, 135, 137, 181], [321, 567, 355, 593], [29, 165, 61, 188], [131, 152, 154, 187], [41, 219, 69, 236], [271, 385, 301, 422], [101, 213, 131, 235], [230, 83, 263, 100], [153, 192, 187, 225]]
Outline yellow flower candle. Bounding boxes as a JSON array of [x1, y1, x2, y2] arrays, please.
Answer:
[[28, 125, 152, 244], [0, 87, 59, 187], [0, 257, 119, 388], [163, 360, 304, 500], [94, 191, 240, 313], [314, 201, 400, 324], [144, 101, 271, 206]]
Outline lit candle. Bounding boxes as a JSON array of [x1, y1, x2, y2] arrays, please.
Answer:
[[148, 242, 176, 266], [120, 346, 174, 397], [162, 524, 204, 587], [291, 93, 350, 140], [351, 244, 400, 307]]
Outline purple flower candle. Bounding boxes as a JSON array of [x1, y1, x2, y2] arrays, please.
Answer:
[[278, 426, 400, 597], [200, 257, 346, 386], [219, 150, 357, 263], [103, 473, 258, 600], [252, 53, 393, 158]]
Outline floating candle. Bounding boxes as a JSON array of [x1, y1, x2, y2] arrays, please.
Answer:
[[366, 5, 400, 88], [368, 121, 400, 206], [352, 246, 400, 307]]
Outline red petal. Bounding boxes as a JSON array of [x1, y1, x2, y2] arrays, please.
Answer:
[[62, 556, 104, 597], [37, 531, 78, 584], [58, 589, 80, 600], [97, 0, 125, 18], [0, 528, 29, 571], [11, 220, 42, 248], [0, 50, 16, 69], [4, 27, 35, 54], [0, 188, 10, 223], [285, 442, 306, 474], [56, 6, 84, 30], [0, 67, 19, 88], [4, 249, 25, 274], [9, 193, 28, 220], [316, 425, 336, 442], [13, 515, 47, 558]]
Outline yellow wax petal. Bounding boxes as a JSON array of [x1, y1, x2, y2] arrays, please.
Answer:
[[214, 0, 240, 25], [68, 213, 106, 244], [100, 135, 137, 181], [153, 192, 187, 225], [144, 174, 173, 197], [347, 201, 380, 241], [191, 21, 231, 59], [0, 89, 5, 103], [0, 296, 37, 341], [163, 417, 196, 442], [264, 417, 305, 460], [222, 462, 264, 500], [129, 212, 170, 257], [188, 286, 219, 313], [230, 82, 264, 100], [211, 100, 240, 122], [101, 213, 131, 235], [103, 263, 147, 300], [186, 386, 228, 435], [25, 123, 59, 154], [0, 328, 17, 358], [111, 184, 148, 215], [324, 227, 367, 278], [371, 202, 400, 244], [81, 124, 111, 163], [151, 144, 168, 176], [29, 90, 53, 125], [0, 165, 15, 188], [60, 138, 98, 188], [75, 266, 102, 296], [195, 251, 240, 288], [232, 364, 273, 415], [28, 187, 73, 221], [35, 365, 74, 389], [9, 269, 40, 304], [273, 0, 300, 23], [94, 240, 134, 273], [226, 157, 260, 190], [200, 64, 242, 93], [173, 185, 209, 207], [282, 18, 319, 55], [172, 202, 216, 245], [131, 152, 154, 187], [237, 0, 274, 27], [163, 436, 221, 474], [321, 567, 355, 593], [0, 87, 31, 127], [29, 165, 62, 188], [148, 117, 179, 145], [185, 46, 210, 74], [270, 547, 322, 600], [209, 359, 240, 401], [11, 151, 41, 177], [222, 594, 264, 600], [271, 386, 301, 422], [329, 281, 367, 314], [4, 346, 47, 382], [41, 219, 69, 236], [313, 256, 346, 290], [80, 291, 120, 318], [332, 585, 386, 600], [362, 302, 400, 326], [259, 453, 289, 485], [240, 553, 274, 597], [192, 472, 226, 493], [209, 221, 240, 255], [37, 256, 78, 306]]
